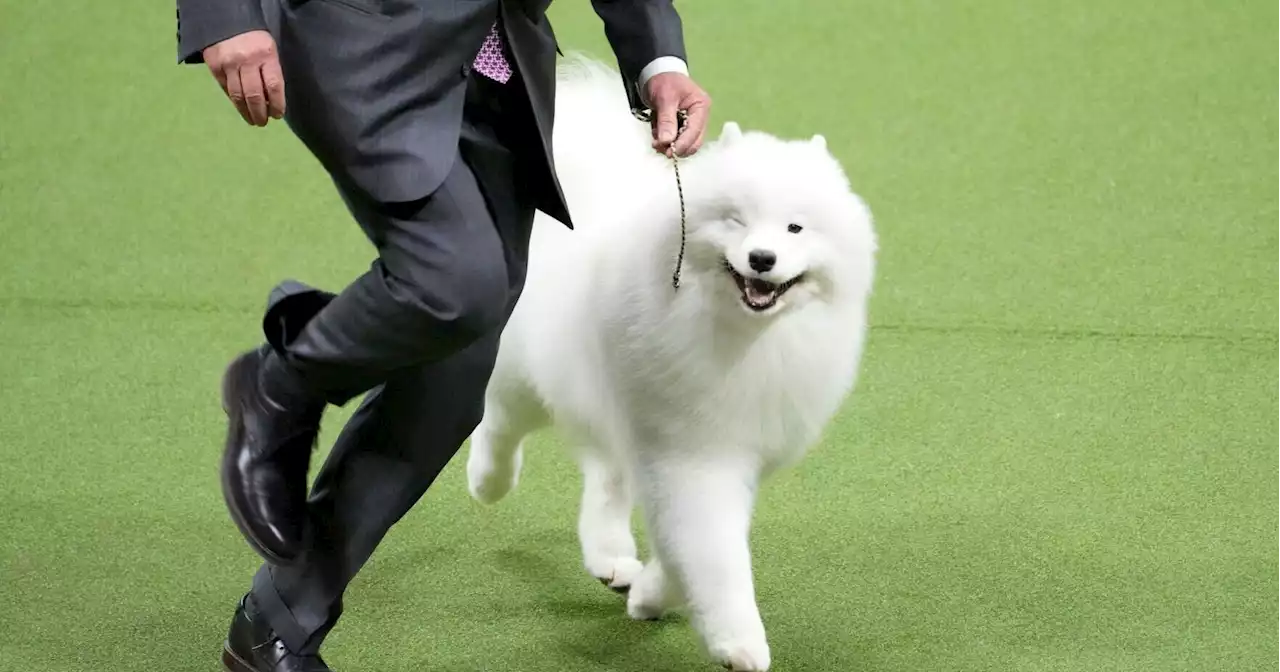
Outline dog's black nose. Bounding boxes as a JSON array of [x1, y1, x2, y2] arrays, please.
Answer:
[[748, 249, 776, 273]]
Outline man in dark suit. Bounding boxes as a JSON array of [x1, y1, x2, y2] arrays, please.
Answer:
[[175, 0, 710, 669]]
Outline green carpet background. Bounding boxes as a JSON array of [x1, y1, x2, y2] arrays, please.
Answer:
[[0, 1, 1275, 670]]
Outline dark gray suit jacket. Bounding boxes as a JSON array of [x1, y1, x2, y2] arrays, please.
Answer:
[[176, 0, 686, 226]]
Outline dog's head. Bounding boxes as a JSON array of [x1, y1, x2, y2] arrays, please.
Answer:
[[678, 122, 876, 319]]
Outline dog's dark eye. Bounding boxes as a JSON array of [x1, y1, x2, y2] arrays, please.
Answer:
[[787, 223, 803, 234]]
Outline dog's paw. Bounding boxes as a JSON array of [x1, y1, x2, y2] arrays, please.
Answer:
[[708, 638, 772, 672], [626, 594, 667, 621], [588, 556, 644, 592], [625, 562, 675, 620], [466, 445, 521, 504]]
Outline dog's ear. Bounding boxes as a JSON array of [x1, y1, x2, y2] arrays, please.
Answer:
[[810, 134, 827, 151], [720, 121, 743, 143]]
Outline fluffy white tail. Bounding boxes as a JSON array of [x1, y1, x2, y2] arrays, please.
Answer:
[[550, 54, 672, 225]]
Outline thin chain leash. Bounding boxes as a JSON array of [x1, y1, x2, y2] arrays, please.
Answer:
[[669, 109, 689, 290], [633, 106, 690, 291]]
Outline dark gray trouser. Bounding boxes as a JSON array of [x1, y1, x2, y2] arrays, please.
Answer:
[[271, 66, 547, 408], [248, 70, 541, 654]]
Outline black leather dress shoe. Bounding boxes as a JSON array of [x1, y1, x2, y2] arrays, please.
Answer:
[[222, 595, 332, 672], [220, 345, 324, 566]]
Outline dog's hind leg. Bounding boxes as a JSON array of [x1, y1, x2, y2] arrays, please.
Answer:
[[633, 453, 771, 672], [465, 376, 547, 505], [577, 450, 643, 591]]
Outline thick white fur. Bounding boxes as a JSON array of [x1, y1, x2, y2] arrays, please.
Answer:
[[464, 56, 877, 672]]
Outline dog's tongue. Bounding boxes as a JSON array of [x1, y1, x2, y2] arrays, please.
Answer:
[[745, 278, 778, 306]]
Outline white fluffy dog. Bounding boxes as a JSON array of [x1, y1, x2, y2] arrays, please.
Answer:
[[464, 57, 877, 671]]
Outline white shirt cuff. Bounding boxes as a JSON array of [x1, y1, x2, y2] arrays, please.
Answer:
[[637, 56, 690, 107]]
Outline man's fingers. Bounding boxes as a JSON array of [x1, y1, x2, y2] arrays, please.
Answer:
[[681, 127, 706, 157], [672, 99, 709, 157], [240, 65, 270, 126], [209, 61, 229, 93], [223, 65, 252, 124], [672, 125, 704, 158], [201, 31, 283, 126], [261, 58, 286, 119]]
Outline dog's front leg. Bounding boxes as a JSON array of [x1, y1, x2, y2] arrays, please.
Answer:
[[578, 451, 643, 590], [635, 452, 771, 672]]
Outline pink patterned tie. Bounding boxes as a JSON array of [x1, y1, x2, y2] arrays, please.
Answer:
[[472, 22, 512, 84]]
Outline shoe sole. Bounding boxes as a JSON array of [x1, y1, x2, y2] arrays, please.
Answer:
[[220, 353, 297, 568], [221, 641, 258, 672]]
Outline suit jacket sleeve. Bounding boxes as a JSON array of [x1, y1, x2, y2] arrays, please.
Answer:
[[590, 0, 688, 116], [176, 0, 268, 64]]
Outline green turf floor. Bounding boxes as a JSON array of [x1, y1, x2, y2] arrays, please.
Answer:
[[0, 1, 1275, 670]]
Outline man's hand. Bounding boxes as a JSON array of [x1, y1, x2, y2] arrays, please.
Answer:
[[645, 72, 711, 158], [202, 30, 286, 127]]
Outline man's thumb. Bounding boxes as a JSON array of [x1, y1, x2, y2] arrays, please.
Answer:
[[648, 84, 678, 143], [655, 105, 681, 146]]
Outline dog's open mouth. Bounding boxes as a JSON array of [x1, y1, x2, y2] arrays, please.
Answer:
[[724, 261, 804, 312]]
